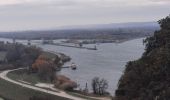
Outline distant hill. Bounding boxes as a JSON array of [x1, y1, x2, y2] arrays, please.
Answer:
[[0, 22, 160, 40], [58, 22, 159, 30]]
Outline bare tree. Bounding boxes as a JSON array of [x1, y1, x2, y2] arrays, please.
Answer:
[[91, 77, 108, 95]]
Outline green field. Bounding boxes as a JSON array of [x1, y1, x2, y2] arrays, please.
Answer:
[[7, 69, 51, 85], [7, 69, 111, 100], [67, 92, 99, 100], [0, 97, 4, 100], [42, 51, 57, 60], [0, 78, 70, 100]]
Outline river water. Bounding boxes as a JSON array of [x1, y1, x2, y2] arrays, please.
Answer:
[[38, 38, 145, 95], [0, 38, 145, 95]]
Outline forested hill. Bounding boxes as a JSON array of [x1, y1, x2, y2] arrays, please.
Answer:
[[115, 15, 170, 100], [0, 22, 159, 40]]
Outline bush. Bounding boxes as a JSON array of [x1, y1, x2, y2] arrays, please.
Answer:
[[32, 55, 56, 81], [54, 75, 77, 91]]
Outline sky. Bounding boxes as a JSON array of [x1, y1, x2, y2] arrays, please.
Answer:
[[0, 0, 169, 31]]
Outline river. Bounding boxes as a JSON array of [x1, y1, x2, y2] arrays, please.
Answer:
[[0, 38, 145, 95], [37, 38, 145, 95]]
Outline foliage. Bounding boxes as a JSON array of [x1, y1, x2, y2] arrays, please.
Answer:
[[0, 42, 41, 67], [54, 55, 63, 67], [115, 15, 170, 100], [31, 55, 56, 81], [54, 75, 77, 91]]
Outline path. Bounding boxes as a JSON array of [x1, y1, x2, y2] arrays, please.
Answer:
[[0, 69, 85, 100], [0, 69, 111, 100]]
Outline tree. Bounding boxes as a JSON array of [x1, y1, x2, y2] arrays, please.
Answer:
[[115, 15, 170, 100], [6, 45, 21, 62], [32, 55, 56, 81], [5, 43, 41, 67], [54, 75, 77, 91], [91, 77, 108, 95], [54, 55, 63, 67]]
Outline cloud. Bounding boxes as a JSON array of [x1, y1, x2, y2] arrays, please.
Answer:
[[0, 0, 35, 5], [150, 0, 170, 2], [0, 0, 169, 7], [0, 0, 169, 31], [0, 0, 77, 6], [149, 0, 170, 5]]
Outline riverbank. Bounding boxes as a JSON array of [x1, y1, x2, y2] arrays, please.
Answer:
[[43, 50, 71, 63], [0, 42, 75, 100], [0, 37, 145, 97], [38, 38, 145, 95]]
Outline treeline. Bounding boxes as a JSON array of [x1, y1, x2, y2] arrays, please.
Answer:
[[0, 42, 77, 91], [115, 15, 170, 100], [0, 27, 157, 40], [0, 42, 41, 70]]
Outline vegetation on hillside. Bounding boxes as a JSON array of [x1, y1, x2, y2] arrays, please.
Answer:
[[0, 42, 41, 70], [31, 55, 57, 81], [115, 15, 170, 100], [0, 79, 70, 100]]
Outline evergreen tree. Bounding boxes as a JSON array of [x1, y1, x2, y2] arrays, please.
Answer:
[[115, 15, 170, 100]]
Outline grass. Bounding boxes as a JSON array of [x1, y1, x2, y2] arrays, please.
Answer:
[[42, 51, 56, 60], [6, 69, 96, 100], [7, 51, 57, 85], [67, 92, 99, 100], [0, 51, 7, 61], [7, 69, 112, 100], [67, 90, 112, 100], [0, 98, 4, 100], [0, 78, 70, 100], [7, 69, 51, 85]]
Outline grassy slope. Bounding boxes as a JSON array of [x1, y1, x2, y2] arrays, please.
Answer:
[[0, 78, 70, 100], [7, 49, 109, 100], [67, 92, 99, 100], [6, 51, 58, 85], [7, 69, 51, 85], [41, 51, 56, 60], [7, 69, 111, 100]]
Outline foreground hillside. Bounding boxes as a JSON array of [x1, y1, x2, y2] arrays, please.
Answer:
[[115, 16, 170, 100]]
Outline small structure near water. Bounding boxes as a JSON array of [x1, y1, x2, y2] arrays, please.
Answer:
[[61, 62, 77, 70], [70, 62, 77, 70]]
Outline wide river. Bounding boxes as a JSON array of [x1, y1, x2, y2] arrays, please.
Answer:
[[0, 38, 145, 95], [38, 38, 145, 95]]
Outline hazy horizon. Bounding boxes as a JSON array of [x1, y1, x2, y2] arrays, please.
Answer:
[[0, 0, 169, 31]]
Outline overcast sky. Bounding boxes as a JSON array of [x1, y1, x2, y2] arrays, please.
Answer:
[[0, 0, 169, 31]]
